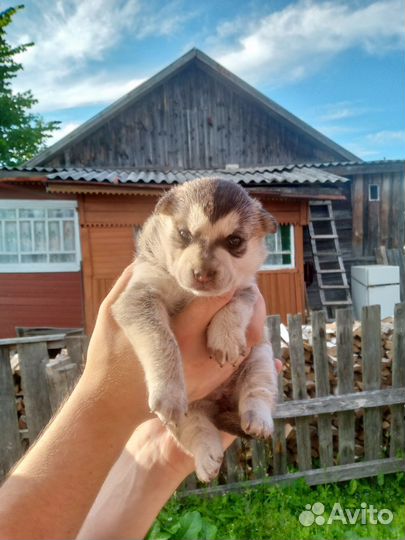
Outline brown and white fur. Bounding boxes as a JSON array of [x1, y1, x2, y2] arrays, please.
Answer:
[[112, 178, 278, 482]]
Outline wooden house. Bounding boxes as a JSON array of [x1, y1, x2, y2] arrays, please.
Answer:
[[0, 49, 403, 337]]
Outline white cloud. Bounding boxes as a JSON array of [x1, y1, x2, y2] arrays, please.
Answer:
[[46, 122, 81, 146], [8, 0, 192, 111], [214, 0, 405, 86], [318, 101, 372, 122], [32, 74, 145, 112], [366, 130, 405, 144]]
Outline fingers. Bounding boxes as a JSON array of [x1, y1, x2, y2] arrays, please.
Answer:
[[275, 358, 283, 374]]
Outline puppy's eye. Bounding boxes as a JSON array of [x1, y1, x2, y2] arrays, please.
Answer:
[[179, 229, 192, 244], [227, 235, 243, 249]]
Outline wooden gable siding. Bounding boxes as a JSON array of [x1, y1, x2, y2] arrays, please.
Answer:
[[79, 193, 308, 332], [46, 62, 344, 170]]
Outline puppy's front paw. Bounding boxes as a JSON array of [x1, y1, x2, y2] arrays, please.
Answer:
[[194, 440, 224, 483], [207, 325, 247, 367], [241, 408, 274, 439], [149, 384, 188, 427]]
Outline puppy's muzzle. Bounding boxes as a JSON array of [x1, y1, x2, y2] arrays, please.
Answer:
[[193, 268, 216, 283], [192, 267, 217, 291]]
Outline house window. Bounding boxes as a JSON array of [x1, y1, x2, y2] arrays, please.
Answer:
[[262, 225, 295, 270], [369, 184, 380, 201], [0, 200, 81, 273]]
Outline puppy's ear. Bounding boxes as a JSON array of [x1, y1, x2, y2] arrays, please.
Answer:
[[253, 200, 277, 235], [155, 188, 176, 215], [259, 208, 278, 234]]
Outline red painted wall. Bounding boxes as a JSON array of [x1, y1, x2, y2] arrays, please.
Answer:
[[0, 272, 84, 338]]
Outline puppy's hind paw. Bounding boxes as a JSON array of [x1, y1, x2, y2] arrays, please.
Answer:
[[149, 387, 188, 427], [195, 449, 224, 483]]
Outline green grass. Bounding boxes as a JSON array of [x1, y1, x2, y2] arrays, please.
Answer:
[[148, 473, 405, 540]]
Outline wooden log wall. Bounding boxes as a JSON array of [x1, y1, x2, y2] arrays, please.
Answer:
[[350, 169, 405, 258], [305, 164, 405, 312]]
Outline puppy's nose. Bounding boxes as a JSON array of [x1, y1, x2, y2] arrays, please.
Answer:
[[193, 268, 216, 284]]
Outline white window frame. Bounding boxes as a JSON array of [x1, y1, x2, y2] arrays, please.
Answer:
[[261, 224, 295, 271], [0, 200, 81, 273], [368, 184, 380, 202]]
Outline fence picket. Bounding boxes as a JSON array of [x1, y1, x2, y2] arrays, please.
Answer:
[[267, 315, 287, 475], [337, 307, 355, 464], [391, 302, 405, 457], [225, 438, 244, 483], [288, 314, 312, 471], [250, 439, 267, 479], [312, 311, 333, 467], [65, 335, 89, 372], [362, 305, 382, 460], [17, 342, 53, 443], [46, 361, 80, 414], [0, 347, 23, 480]]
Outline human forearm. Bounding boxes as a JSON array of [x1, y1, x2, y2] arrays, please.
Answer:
[[0, 372, 149, 540], [77, 421, 194, 540]]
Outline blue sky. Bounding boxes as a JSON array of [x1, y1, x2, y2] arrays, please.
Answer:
[[6, 0, 405, 161]]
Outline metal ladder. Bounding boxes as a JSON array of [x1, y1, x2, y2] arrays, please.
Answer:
[[308, 201, 352, 320]]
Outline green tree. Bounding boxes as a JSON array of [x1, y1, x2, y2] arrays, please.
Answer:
[[0, 5, 59, 166]]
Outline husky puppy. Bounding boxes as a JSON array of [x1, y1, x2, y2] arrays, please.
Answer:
[[113, 177, 278, 482]]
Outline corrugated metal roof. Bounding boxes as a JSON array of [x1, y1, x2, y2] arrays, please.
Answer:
[[48, 166, 349, 185], [1, 164, 349, 185]]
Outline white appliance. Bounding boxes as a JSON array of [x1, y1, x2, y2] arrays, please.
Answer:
[[351, 265, 400, 320]]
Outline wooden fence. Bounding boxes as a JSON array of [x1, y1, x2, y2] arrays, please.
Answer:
[[0, 333, 87, 480], [181, 303, 405, 496], [1, 305, 405, 493]]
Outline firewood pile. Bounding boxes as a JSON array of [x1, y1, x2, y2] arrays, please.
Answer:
[[278, 317, 394, 466]]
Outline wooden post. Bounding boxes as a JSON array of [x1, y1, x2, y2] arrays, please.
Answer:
[[336, 307, 355, 464], [362, 305, 382, 460], [391, 303, 405, 457], [46, 359, 80, 414], [268, 315, 287, 475], [250, 439, 267, 479], [17, 342, 52, 443], [288, 314, 312, 471], [0, 346, 23, 480], [65, 335, 89, 372], [225, 438, 244, 483], [312, 310, 333, 467]]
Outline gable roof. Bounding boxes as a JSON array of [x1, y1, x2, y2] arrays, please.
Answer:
[[26, 48, 359, 168]]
